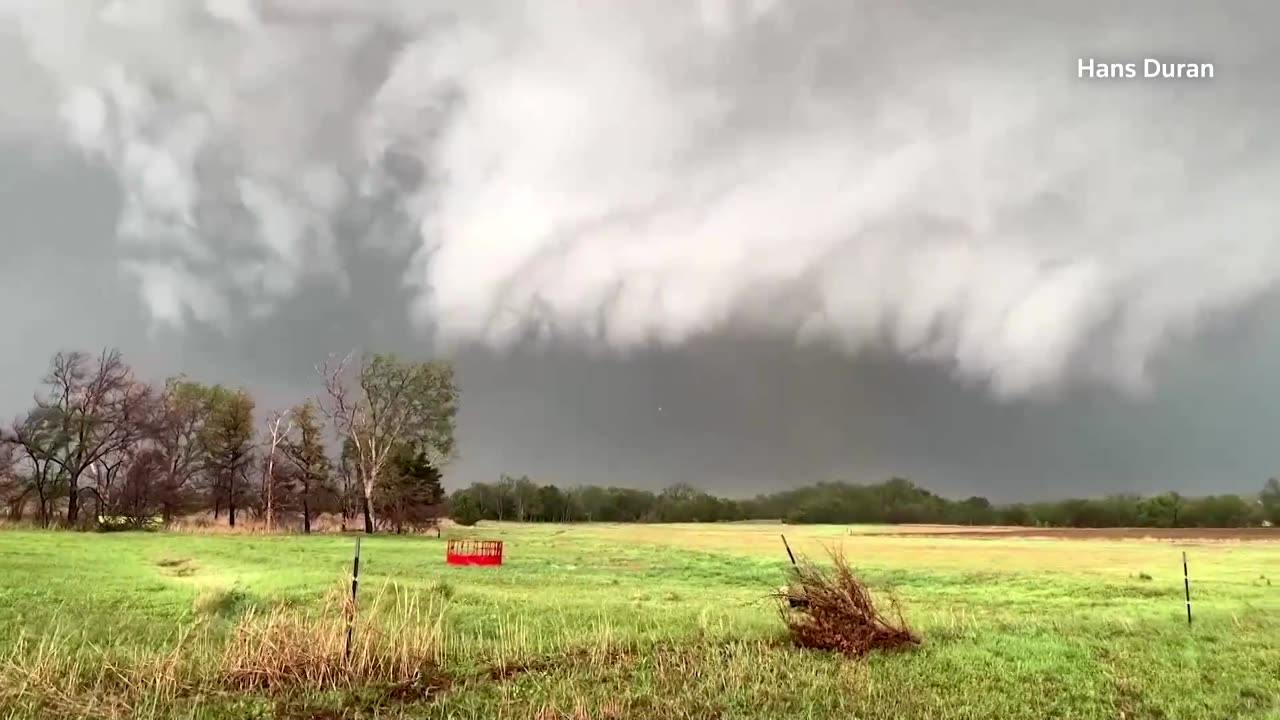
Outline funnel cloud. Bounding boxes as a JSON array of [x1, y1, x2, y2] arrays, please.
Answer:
[[1, 1, 1278, 497]]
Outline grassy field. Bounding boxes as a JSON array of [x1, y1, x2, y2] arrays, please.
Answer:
[[1, 523, 1278, 719]]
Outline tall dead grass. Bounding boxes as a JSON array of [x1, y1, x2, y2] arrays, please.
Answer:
[[222, 582, 447, 693], [0, 581, 449, 718], [0, 624, 200, 719], [167, 511, 353, 534], [165, 512, 457, 534]]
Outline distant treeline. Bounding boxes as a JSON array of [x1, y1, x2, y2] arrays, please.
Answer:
[[2, 348, 456, 534], [448, 475, 1280, 528], [9, 347, 1280, 533]]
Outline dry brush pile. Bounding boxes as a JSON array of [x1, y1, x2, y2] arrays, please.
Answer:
[[774, 549, 920, 657]]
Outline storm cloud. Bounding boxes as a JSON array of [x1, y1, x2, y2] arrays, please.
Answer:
[[1, 1, 1278, 498]]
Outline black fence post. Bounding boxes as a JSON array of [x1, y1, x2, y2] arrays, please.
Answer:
[[345, 536, 362, 661], [1182, 551, 1192, 626]]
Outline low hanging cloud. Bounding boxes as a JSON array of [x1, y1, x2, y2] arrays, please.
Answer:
[[2, 0, 1278, 398]]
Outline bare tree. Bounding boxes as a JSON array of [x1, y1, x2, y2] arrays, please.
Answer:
[[33, 350, 152, 526], [85, 432, 136, 522], [0, 439, 25, 520], [108, 447, 166, 527], [317, 352, 457, 534], [84, 382, 163, 523], [0, 441, 13, 481], [337, 438, 358, 530], [318, 353, 376, 533], [4, 407, 69, 526], [261, 409, 293, 532]]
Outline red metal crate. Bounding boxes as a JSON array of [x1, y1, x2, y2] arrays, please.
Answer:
[[446, 539, 504, 566]]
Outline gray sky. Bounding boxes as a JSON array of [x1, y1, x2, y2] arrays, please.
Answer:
[[2, 1, 1280, 500]]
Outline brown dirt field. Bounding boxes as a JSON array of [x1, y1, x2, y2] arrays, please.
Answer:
[[859, 524, 1280, 541]]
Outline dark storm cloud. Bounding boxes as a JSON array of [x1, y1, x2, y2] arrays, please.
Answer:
[[2, 1, 1280, 498]]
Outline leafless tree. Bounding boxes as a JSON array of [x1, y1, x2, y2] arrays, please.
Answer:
[[261, 409, 293, 532], [108, 447, 166, 527], [337, 438, 359, 530], [4, 407, 69, 526], [0, 441, 13, 480], [84, 432, 136, 522], [318, 353, 385, 533], [34, 350, 152, 526], [0, 439, 24, 520]]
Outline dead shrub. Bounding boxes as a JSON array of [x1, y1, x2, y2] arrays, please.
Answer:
[[774, 549, 919, 657]]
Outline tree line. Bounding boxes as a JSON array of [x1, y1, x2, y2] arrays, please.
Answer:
[[5, 349, 1279, 532], [0, 348, 457, 533], [447, 476, 1280, 528]]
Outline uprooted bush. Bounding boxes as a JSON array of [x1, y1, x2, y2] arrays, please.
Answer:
[[774, 549, 920, 657]]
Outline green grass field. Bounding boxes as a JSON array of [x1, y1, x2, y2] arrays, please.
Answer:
[[1, 523, 1278, 719]]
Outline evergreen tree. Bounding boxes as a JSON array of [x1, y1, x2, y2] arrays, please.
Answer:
[[375, 446, 445, 534]]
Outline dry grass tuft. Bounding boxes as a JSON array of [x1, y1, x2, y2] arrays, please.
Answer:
[[0, 581, 450, 717], [220, 582, 448, 695], [0, 625, 197, 719], [775, 549, 920, 657], [167, 511, 349, 534]]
